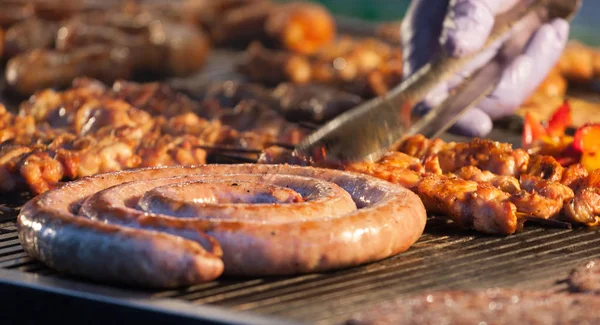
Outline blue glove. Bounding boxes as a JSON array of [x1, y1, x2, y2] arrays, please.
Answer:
[[401, 0, 571, 137]]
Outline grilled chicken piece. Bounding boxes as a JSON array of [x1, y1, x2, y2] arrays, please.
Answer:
[[210, 1, 335, 54], [345, 152, 519, 235], [397, 134, 449, 160], [557, 41, 600, 82], [525, 155, 564, 182], [564, 169, 600, 226], [510, 174, 574, 219], [451, 166, 521, 194], [434, 138, 529, 177], [238, 42, 312, 85], [136, 133, 207, 167], [111, 79, 200, 117], [237, 38, 403, 98], [19, 84, 154, 136], [561, 163, 589, 191], [399, 135, 531, 177]]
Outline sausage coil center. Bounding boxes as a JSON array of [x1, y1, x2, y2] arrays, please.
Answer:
[[16, 164, 427, 288]]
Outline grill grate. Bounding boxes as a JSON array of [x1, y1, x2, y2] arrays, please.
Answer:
[[2, 212, 599, 324]]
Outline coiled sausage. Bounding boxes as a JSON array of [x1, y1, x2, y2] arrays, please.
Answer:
[[17, 164, 426, 288]]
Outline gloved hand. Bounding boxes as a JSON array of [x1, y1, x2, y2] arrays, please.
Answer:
[[401, 0, 571, 137]]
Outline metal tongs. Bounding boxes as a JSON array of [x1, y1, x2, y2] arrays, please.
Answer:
[[293, 0, 582, 165]]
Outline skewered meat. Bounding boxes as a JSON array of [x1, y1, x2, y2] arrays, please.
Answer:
[[238, 42, 312, 85], [341, 289, 600, 325], [237, 38, 403, 98], [568, 259, 600, 294], [258, 133, 598, 234], [210, 1, 336, 54], [111, 79, 200, 117], [345, 152, 519, 235], [181, 80, 362, 124], [17, 164, 427, 288], [108, 79, 310, 145]]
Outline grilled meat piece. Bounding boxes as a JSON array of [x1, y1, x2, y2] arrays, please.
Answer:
[[237, 38, 403, 98], [5, 45, 134, 96], [238, 42, 312, 85], [432, 138, 529, 177], [561, 163, 589, 191], [557, 41, 600, 82], [341, 289, 600, 325], [111, 79, 200, 117], [18, 84, 154, 135], [3, 17, 58, 58], [568, 260, 600, 294], [450, 166, 521, 194], [525, 155, 564, 182], [136, 133, 207, 167], [397, 134, 449, 160], [210, 1, 335, 54], [259, 143, 592, 234], [109, 79, 309, 146], [564, 169, 600, 226], [510, 174, 574, 219], [344, 152, 519, 235], [181, 80, 361, 124]]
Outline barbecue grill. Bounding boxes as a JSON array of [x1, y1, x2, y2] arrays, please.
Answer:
[[1, 16, 600, 325]]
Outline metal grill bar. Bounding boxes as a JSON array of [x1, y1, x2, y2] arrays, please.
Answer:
[[2, 218, 599, 324]]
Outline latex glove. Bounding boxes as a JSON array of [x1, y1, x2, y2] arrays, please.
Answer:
[[401, 0, 572, 137]]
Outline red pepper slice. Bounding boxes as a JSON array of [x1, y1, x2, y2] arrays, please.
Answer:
[[522, 112, 547, 149], [573, 123, 600, 152], [545, 100, 572, 137]]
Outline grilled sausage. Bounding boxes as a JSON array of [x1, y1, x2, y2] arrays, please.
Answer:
[[17, 164, 427, 288]]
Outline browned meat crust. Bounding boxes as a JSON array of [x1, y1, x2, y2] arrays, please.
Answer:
[[259, 134, 600, 235], [237, 37, 403, 98]]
